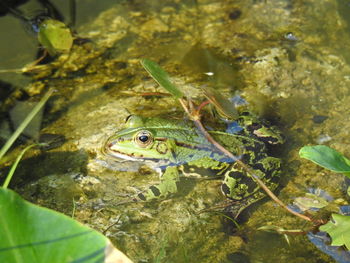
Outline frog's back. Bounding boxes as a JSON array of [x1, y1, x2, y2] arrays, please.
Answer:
[[103, 114, 283, 217]]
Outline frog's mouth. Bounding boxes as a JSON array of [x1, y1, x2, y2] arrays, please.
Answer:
[[103, 143, 142, 161], [103, 143, 165, 163], [103, 144, 171, 169]]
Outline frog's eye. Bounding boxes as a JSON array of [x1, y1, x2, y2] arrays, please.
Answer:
[[134, 130, 153, 148]]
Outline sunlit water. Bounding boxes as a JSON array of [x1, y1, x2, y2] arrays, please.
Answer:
[[2, 0, 350, 262]]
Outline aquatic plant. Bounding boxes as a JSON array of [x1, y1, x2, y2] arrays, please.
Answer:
[[0, 90, 132, 263], [300, 145, 350, 178], [37, 19, 73, 56], [300, 145, 350, 250], [141, 59, 350, 260], [320, 213, 350, 250]]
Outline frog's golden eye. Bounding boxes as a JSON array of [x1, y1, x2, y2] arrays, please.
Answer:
[[134, 130, 153, 148]]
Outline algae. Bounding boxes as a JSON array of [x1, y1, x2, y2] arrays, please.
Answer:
[[2, 0, 350, 262]]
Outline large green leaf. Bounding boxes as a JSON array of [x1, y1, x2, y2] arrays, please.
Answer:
[[140, 59, 184, 98], [0, 188, 133, 263], [320, 213, 350, 249], [299, 145, 350, 177]]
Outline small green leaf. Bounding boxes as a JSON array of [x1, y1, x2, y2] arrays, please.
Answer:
[[38, 19, 73, 56], [0, 188, 133, 263], [293, 193, 328, 211], [140, 59, 184, 98], [320, 213, 350, 249], [299, 145, 350, 177]]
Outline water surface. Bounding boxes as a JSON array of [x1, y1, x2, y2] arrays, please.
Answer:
[[1, 0, 350, 262]]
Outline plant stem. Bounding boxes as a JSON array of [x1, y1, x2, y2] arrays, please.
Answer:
[[196, 100, 211, 114], [139, 92, 171, 97], [179, 98, 192, 118], [2, 143, 38, 188], [0, 89, 53, 161], [183, 101, 314, 223]]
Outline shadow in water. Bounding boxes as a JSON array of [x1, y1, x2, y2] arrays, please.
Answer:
[[0, 149, 88, 187]]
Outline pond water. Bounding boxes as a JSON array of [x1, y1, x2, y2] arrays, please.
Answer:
[[1, 0, 350, 262]]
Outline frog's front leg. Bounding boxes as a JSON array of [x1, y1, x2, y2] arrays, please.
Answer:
[[137, 166, 179, 201]]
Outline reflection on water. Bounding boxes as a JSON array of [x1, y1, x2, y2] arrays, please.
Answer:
[[2, 0, 350, 262]]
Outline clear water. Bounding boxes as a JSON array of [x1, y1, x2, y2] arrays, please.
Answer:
[[2, 0, 350, 262]]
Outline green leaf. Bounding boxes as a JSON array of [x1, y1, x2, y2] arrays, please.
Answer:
[[140, 59, 184, 98], [38, 19, 73, 56], [0, 188, 133, 263], [320, 213, 350, 249], [299, 145, 350, 177]]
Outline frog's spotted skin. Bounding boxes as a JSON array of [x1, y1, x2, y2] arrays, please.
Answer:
[[103, 113, 283, 217]]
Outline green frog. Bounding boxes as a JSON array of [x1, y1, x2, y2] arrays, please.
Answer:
[[103, 112, 284, 217]]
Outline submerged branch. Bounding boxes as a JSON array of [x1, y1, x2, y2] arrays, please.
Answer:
[[180, 98, 315, 223]]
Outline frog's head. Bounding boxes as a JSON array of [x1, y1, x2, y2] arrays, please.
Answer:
[[103, 116, 175, 163]]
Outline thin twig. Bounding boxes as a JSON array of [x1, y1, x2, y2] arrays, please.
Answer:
[[0, 89, 53, 161], [178, 98, 192, 117], [103, 215, 122, 235], [277, 230, 308, 235], [140, 92, 171, 97], [2, 144, 39, 189], [196, 100, 211, 114], [181, 100, 315, 223]]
